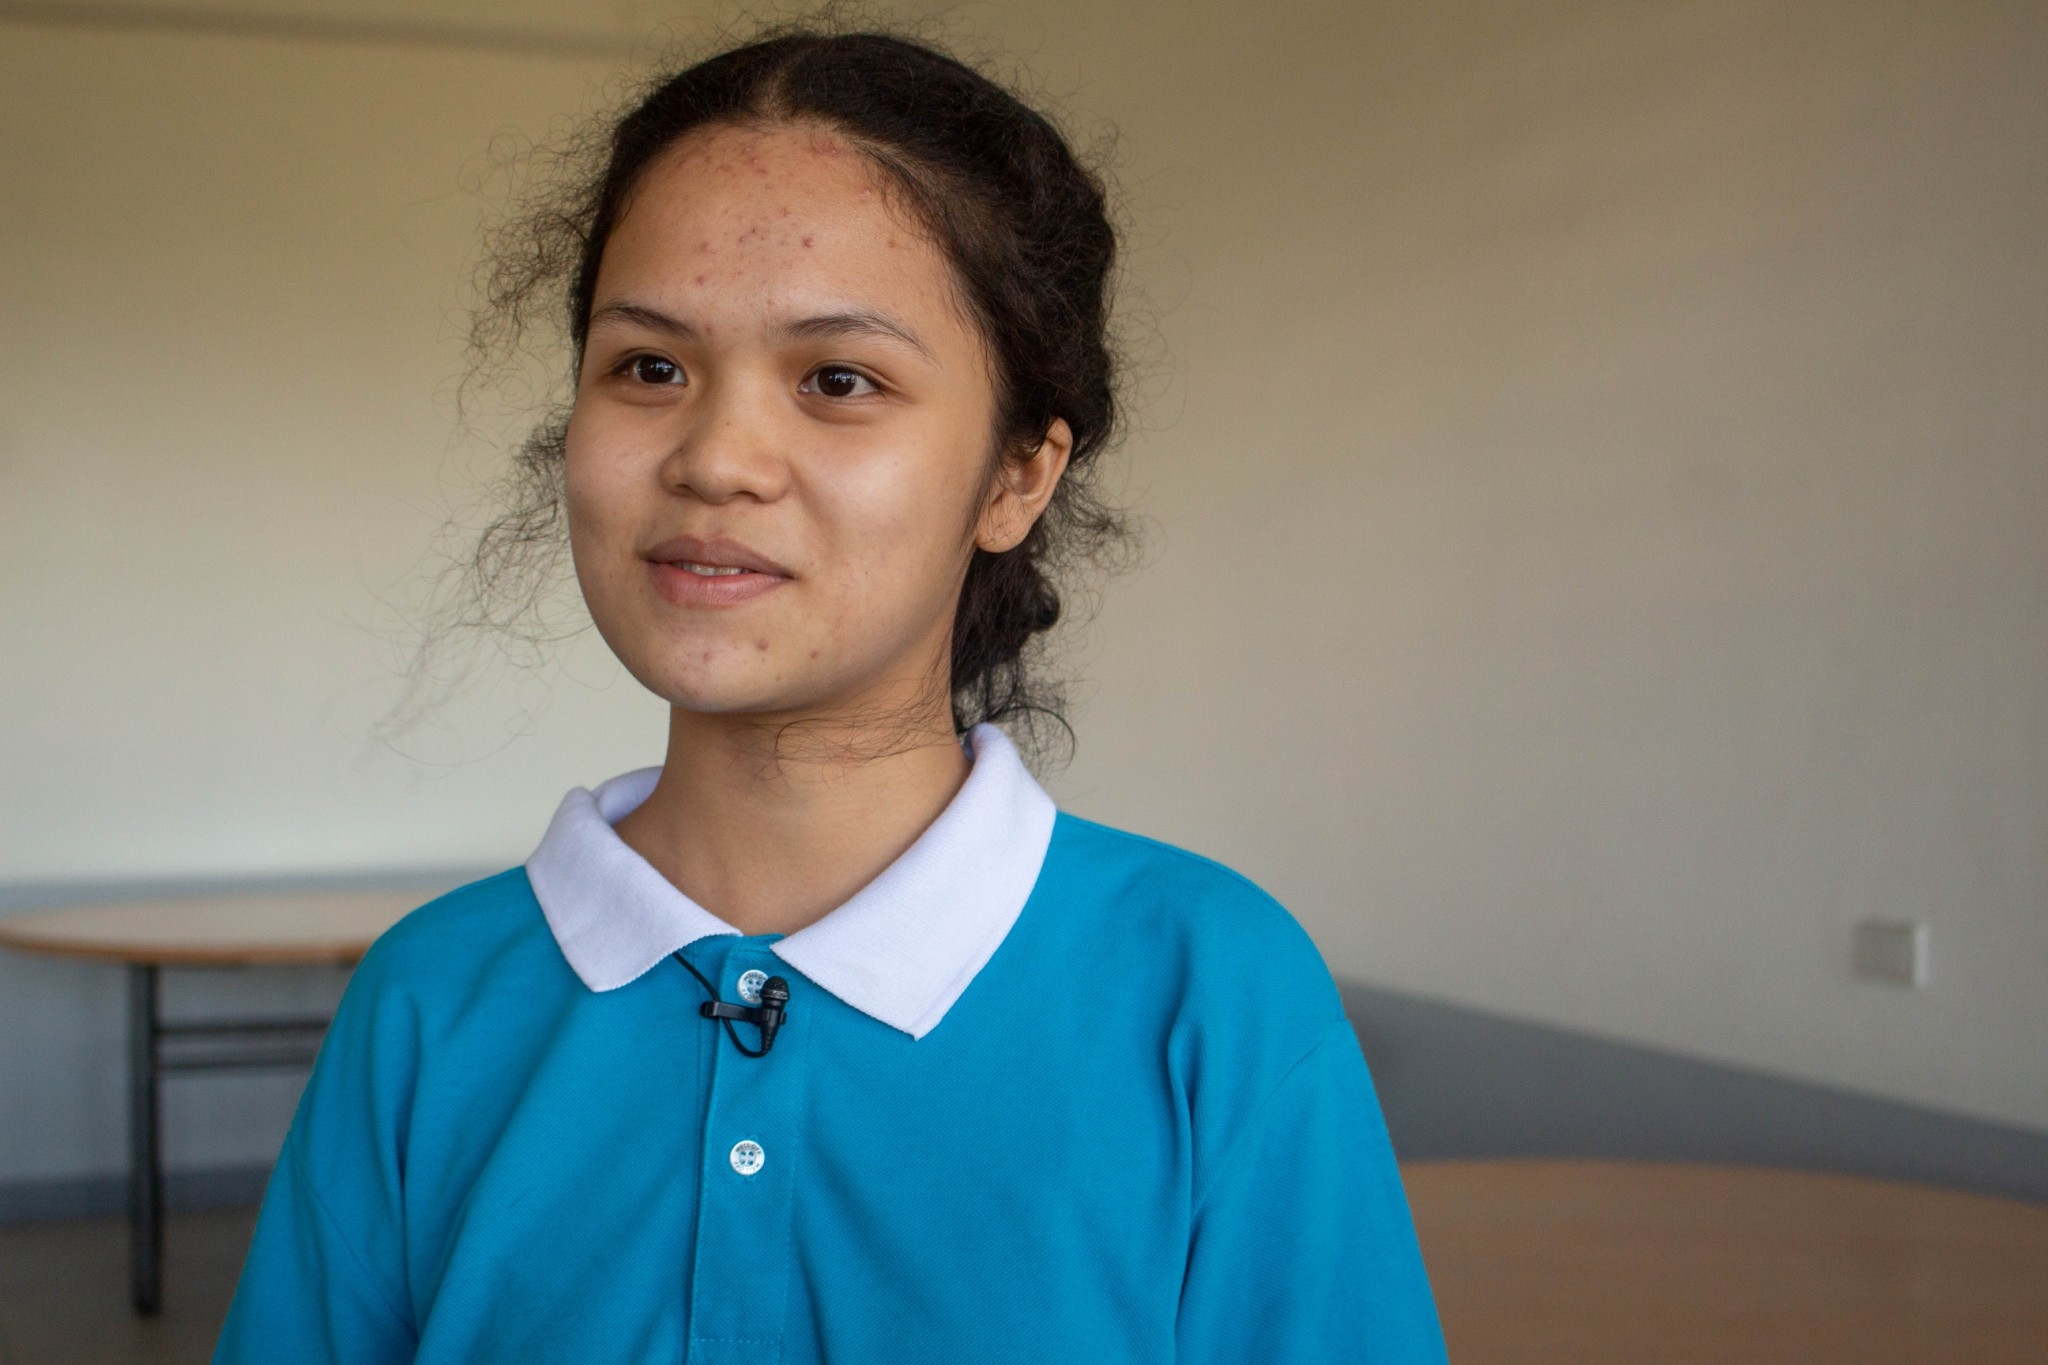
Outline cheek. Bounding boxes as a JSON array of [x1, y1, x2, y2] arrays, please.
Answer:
[[807, 438, 985, 600], [561, 413, 641, 586]]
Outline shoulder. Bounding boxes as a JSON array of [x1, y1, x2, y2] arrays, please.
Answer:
[[358, 867, 544, 968], [297, 869, 570, 1152], [1037, 813, 1364, 1182], [1040, 811, 1346, 1032], [342, 867, 569, 1027], [1040, 818, 1343, 1010]]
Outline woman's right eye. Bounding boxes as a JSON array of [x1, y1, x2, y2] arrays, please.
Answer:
[[621, 355, 684, 385]]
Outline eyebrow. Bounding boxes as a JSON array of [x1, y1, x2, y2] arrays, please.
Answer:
[[783, 308, 936, 362], [588, 301, 698, 340], [587, 300, 936, 362]]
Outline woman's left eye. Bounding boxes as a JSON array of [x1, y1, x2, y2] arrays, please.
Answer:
[[801, 366, 880, 399]]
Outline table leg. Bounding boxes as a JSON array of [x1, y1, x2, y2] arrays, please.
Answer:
[[128, 963, 162, 1317]]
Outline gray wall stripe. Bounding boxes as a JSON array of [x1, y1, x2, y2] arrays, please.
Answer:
[[1341, 979, 2048, 1205], [0, 1166, 270, 1224]]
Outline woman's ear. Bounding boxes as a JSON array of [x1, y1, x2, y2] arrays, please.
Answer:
[[975, 417, 1074, 554]]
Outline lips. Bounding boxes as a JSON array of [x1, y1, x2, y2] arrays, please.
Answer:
[[643, 533, 793, 609], [644, 533, 794, 578]]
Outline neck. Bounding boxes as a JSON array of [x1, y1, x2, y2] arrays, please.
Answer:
[[612, 694, 973, 938]]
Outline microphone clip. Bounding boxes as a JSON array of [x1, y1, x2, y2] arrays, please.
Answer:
[[673, 951, 789, 1058], [700, 979, 789, 1056]]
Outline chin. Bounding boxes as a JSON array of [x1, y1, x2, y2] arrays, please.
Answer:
[[640, 672, 786, 716], [591, 610, 785, 708], [622, 651, 813, 717], [606, 613, 927, 722]]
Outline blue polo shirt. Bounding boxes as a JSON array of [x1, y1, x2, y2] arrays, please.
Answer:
[[216, 728, 1444, 1362]]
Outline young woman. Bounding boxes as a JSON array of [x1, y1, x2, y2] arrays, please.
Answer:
[[217, 27, 1445, 1364]]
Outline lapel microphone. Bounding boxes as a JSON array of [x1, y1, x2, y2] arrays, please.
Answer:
[[673, 952, 789, 1058]]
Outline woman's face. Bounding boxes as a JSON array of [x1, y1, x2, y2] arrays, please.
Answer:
[[564, 121, 1057, 721]]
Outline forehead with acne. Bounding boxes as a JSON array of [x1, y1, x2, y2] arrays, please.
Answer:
[[598, 121, 949, 332]]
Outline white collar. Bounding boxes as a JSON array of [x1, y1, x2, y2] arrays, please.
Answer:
[[523, 723, 1057, 1040]]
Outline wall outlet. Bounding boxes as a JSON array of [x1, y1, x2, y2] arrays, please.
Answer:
[[1852, 919, 1930, 988]]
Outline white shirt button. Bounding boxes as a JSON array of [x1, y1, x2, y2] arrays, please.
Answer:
[[729, 1139, 765, 1177], [736, 969, 768, 1005]]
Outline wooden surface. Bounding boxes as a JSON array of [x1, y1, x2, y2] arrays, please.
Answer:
[[0, 890, 427, 966], [1403, 1159, 2048, 1365]]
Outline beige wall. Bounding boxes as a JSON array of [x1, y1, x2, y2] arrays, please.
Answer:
[[0, 12, 658, 880], [1040, 0, 2048, 1136], [3, 0, 2044, 1167]]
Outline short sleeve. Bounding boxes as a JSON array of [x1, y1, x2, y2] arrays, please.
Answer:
[[212, 1134, 413, 1364], [213, 944, 419, 1365], [1176, 1018, 1447, 1364]]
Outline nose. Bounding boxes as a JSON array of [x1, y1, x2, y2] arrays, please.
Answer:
[[658, 371, 791, 505]]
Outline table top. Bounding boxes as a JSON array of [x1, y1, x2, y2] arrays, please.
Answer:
[[0, 889, 431, 966], [1402, 1158, 2048, 1365]]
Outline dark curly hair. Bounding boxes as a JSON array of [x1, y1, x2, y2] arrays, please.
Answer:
[[442, 18, 1134, 758]]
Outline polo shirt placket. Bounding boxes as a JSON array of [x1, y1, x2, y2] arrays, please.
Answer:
[[680, 936, 807, 1365]]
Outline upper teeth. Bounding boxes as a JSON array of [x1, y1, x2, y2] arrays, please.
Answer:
[[681, 562, 746, 576]]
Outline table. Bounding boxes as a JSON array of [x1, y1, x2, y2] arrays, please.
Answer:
[[0, 890, 424, 1315], [1402, 1158, 2048, 1364]]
